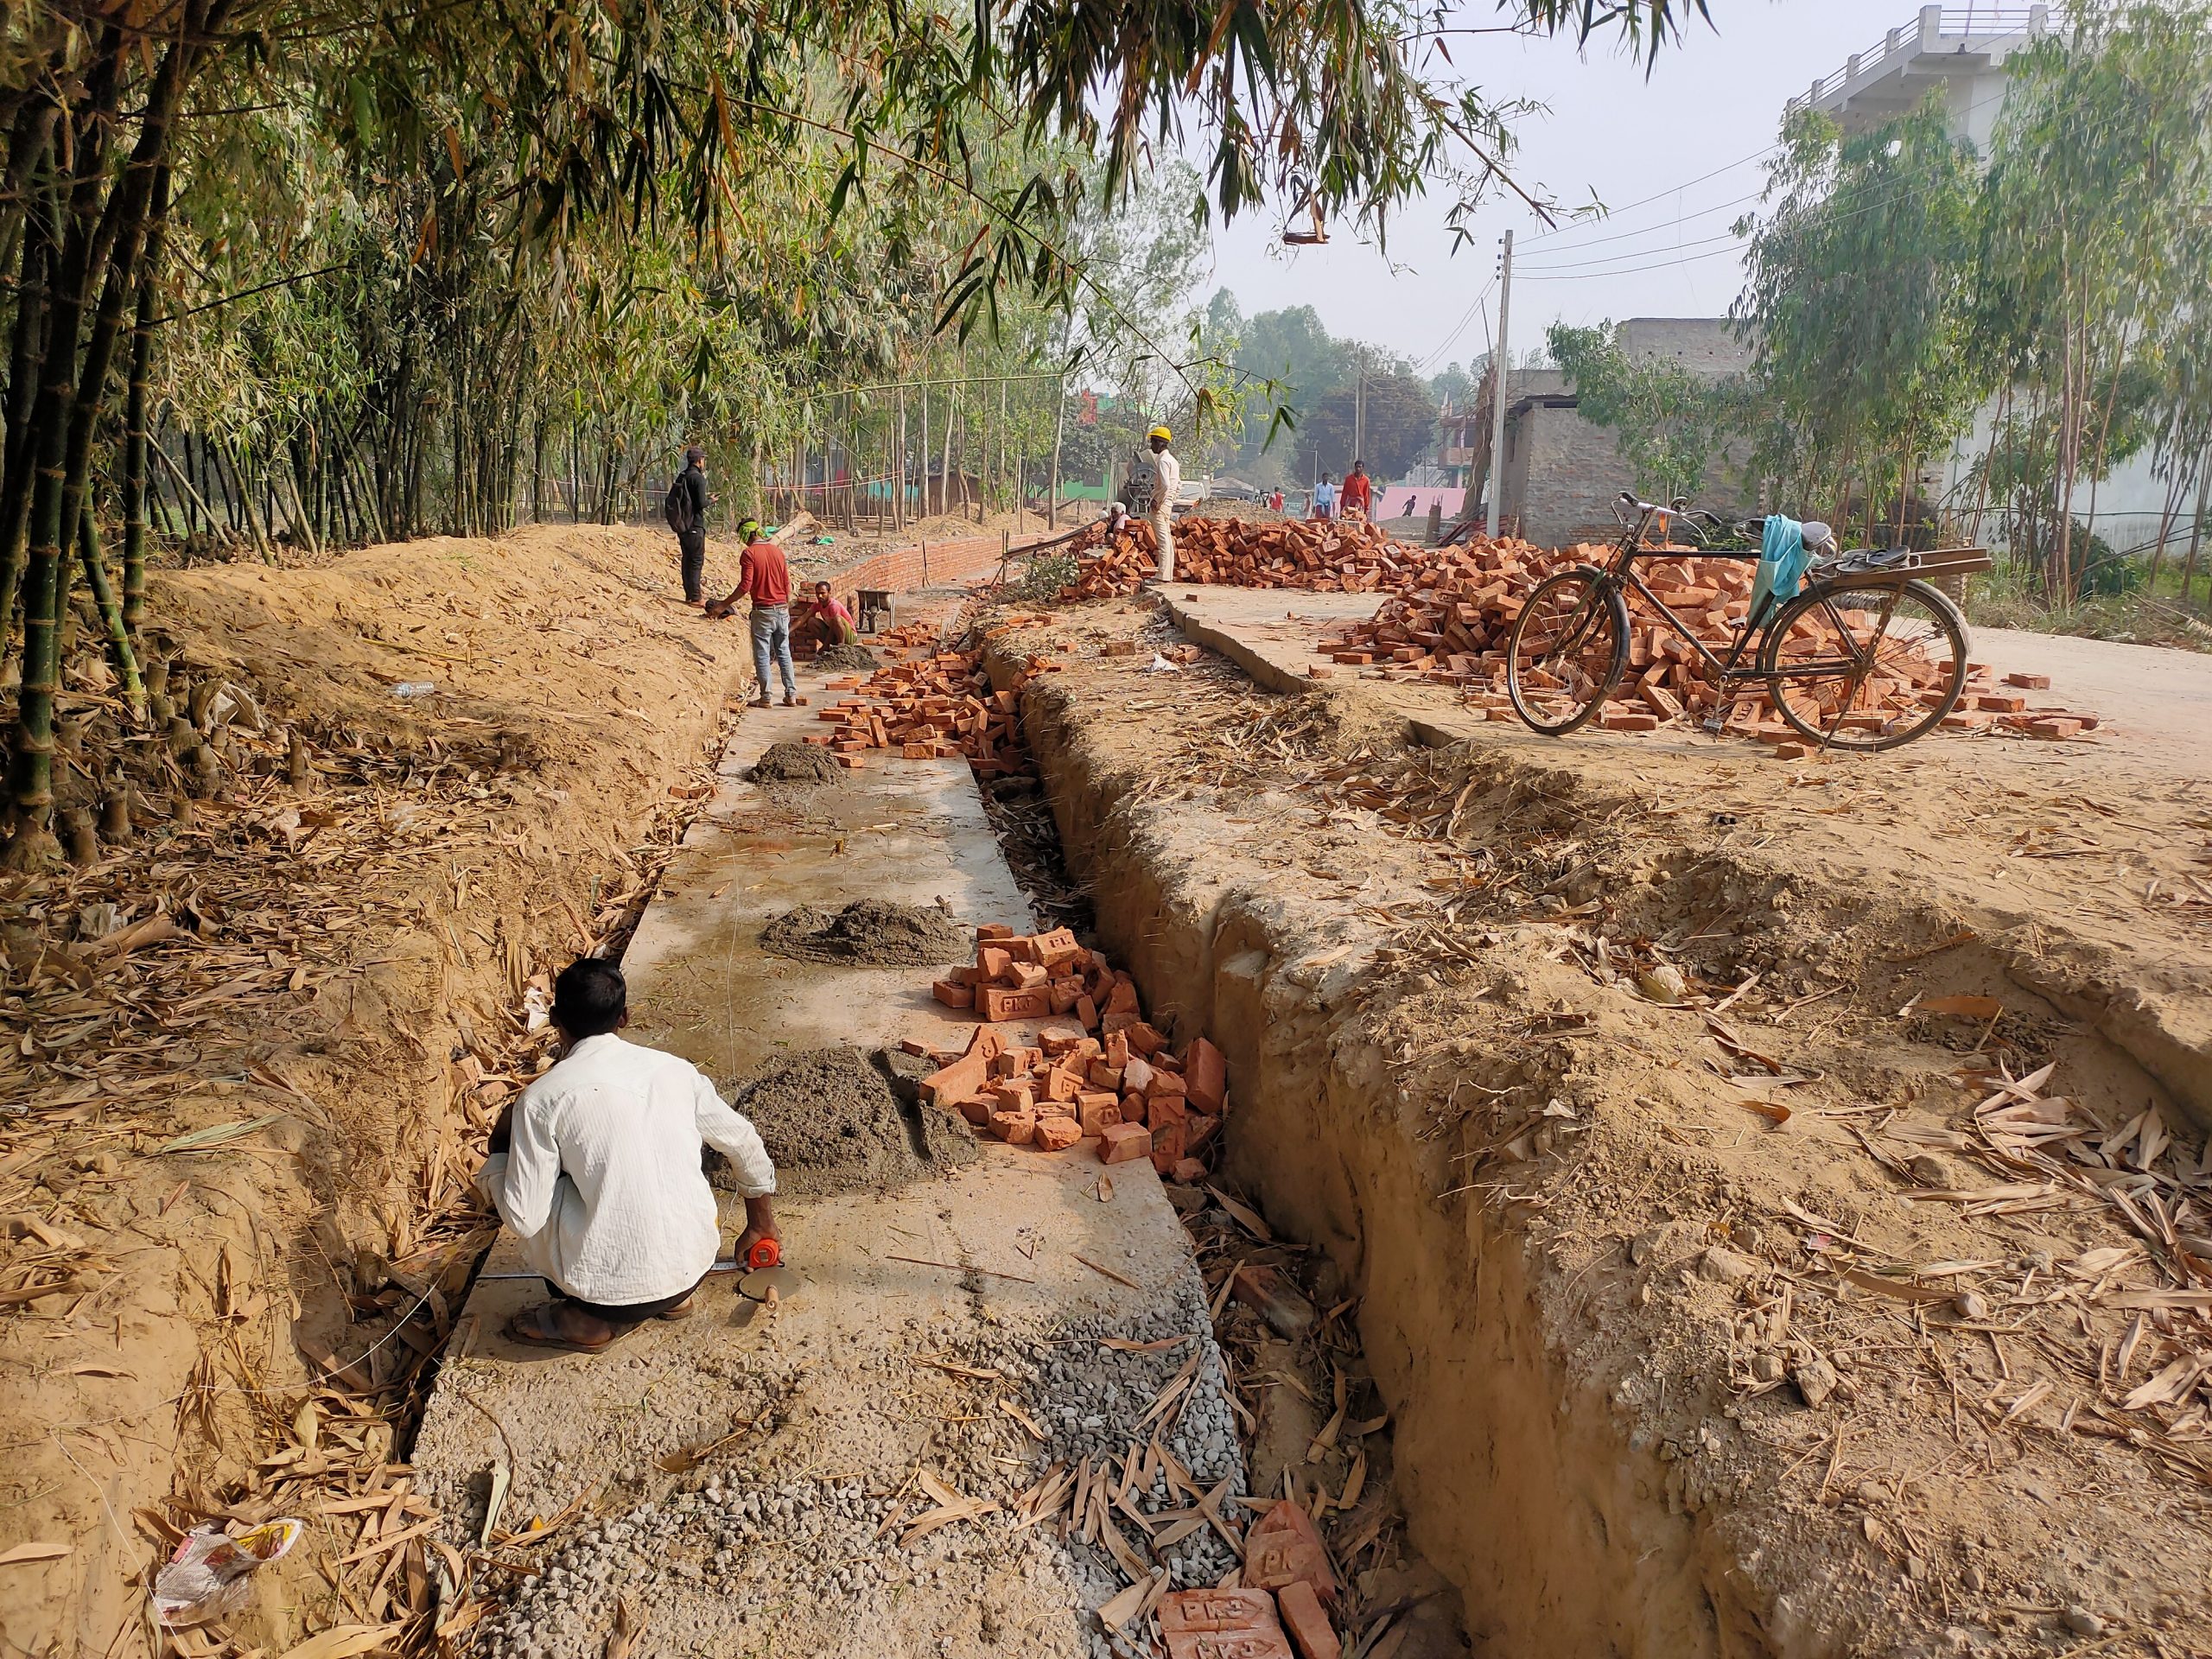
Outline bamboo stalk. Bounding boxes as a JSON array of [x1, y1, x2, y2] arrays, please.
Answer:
[[77, 506, 144, 717]]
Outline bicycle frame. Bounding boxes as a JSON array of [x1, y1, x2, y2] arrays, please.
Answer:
[[1591, 500, 1905, 690]]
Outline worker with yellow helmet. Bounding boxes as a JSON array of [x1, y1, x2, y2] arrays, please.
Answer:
[[1123, 423, 1182, 583]]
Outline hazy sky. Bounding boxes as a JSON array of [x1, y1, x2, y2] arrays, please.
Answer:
[[1203, 0, 1929, 372]]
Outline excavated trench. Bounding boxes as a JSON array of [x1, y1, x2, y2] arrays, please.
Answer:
[[1001, 676, 1751, 1659], [977, 603, 2212, 1659]]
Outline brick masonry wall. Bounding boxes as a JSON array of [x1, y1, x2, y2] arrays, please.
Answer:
[[811, 531, 1055, 611]]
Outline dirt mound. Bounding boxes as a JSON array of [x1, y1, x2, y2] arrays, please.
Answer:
[[721, 1046, 976, 1197], [812, 642, 880, 671], [747, 741, 843, 785], [760, 898, 968, 965]]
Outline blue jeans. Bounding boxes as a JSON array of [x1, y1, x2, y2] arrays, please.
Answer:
[[749, 604, 796, 699]]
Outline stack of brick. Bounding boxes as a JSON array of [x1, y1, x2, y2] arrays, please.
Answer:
[[1322, 545, 2102, 742], [808, 643, 1061, 773], [1057, 515, 1451, 599], [1154, 1500, 1341, 1657], [919, 925, 1230, 1179]]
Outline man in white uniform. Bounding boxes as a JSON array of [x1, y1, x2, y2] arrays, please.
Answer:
[[1124, 423, 1182, 583], [477, 957, 779, 1352]]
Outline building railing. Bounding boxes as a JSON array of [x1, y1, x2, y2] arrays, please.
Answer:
[[1789, 4, 2056, 113]]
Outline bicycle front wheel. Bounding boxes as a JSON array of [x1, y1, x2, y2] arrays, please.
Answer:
[[1505, 568, 1630, 735], [1758, 579, 1967, 753]]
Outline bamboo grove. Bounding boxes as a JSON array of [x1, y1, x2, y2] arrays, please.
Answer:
[[0, 0, 1710, 869]]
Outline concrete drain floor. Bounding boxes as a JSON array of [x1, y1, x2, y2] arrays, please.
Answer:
[[413, 665, 1252, 1658]]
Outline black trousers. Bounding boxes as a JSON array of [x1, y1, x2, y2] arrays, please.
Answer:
[[678, 527, 707, 601], [543, 1274, 702, 1324]]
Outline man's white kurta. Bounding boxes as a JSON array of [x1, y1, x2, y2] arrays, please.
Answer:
[[474, 1033, 776, 1304]]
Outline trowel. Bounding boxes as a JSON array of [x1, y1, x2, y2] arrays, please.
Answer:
[[734, 1236, 804, 1305]]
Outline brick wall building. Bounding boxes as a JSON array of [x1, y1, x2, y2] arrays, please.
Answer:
[[1491, 319, 1759, 550]]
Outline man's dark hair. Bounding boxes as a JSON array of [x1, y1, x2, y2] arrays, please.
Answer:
[[684, 446, 705, 467], [553, 957, 626, 1037]]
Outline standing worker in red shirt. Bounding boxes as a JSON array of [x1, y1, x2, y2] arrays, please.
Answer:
[[1339, 460, 1373, 521], [705, 519, 798, 707]]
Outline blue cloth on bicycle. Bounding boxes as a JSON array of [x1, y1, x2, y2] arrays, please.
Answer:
[[1749, 514, 1811, 620]]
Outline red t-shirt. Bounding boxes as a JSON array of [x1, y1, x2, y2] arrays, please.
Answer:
[[738, 540, 791, 607], [1339, 473, 1372, 514]]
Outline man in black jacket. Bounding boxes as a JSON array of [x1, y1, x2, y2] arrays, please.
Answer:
[[669, 447, 709, 603]]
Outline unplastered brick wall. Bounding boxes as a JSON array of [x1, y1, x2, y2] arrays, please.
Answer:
[[830, 533, 1039, 601]]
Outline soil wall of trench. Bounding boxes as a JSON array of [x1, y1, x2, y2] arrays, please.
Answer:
[[1014, 678, 1763, 1658]]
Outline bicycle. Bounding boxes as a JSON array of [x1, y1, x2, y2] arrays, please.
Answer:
[[1503, 493, 1984, 753]]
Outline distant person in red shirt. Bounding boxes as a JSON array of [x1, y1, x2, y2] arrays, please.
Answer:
[[794, 581, 858, 656], [1339, 461, 1373, 521], [706, 519, 797, 706], [1268, 489, 1284, 513]]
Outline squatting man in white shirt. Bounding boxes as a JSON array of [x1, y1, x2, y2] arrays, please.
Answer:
[[476, 957, 780, 1352]]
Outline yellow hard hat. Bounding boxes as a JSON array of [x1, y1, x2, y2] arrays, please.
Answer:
[[1147, 425, 1172, 442]]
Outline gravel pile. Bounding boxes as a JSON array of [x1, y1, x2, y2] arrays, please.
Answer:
[[812, 642, 880, 671], [463, 1270, 1246, 1659]]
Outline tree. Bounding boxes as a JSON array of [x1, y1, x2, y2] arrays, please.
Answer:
[[1732, 97, 1986, 537], [1293, 371, 1438, 480], [1546, 322, 1749, 506]]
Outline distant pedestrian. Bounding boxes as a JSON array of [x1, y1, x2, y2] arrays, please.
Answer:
[[1268, 488, 1284, 514], [705, 519, 797, 707], [1339, 461, 1372, 521], [1312, 474, 1336, 521], [1123, 425, 1181, 583], [665, 447, 709, 604]]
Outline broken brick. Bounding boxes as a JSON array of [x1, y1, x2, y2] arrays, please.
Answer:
[[1037, 1026, 1086, 1056], [1124, 1021, 1166, 1057], [978, 945, 1014, 981], [931, 979, 974, 1010], [987, 1106, 1036, 1146], [976, 924, 1015, 941], [1120, 1090, 1148, 1128], [1169, 1157, 1208, 1185], [1033, 1114, 1081, 1152], [1148, 1117, 1188, 1173], [1097, 1122, 1154, 1165], [918, 1025, 1006, 1104], [1007, 961, 1050, 992], [1075, 994, 1099, 1031], [1087, 1061, 1126, 1092]]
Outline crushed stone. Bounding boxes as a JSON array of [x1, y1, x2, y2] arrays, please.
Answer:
[[747, 741, 843, 785], [717, 1046, 976, 1198], [759, 897, 968, 967]]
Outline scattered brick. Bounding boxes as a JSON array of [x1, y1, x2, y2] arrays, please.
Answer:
[[1169, 1157, 1208, 1185], [1097, 1122, 1154, 1165], [2004, 671, 2051, 689], [1033, 1114, 1082, 1152], [930, 979, 974, 1010], [1772, 741, 1811, 760], [1184, 1038, 1227, 1114], [2028, 717, 2083, 740], [1276, 1580, 1340, 1659], [1243, 1498, 1339, 1605]]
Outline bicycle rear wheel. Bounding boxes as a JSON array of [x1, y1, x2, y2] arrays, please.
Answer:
[[1758, 579, 1967, 753], [1505, 568, 1630, 735]]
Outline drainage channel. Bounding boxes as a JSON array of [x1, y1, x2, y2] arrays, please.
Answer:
[[410, 613, 1260, 1659]]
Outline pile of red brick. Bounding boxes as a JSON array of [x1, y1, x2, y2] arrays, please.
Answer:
[[1323, 544, 2101, 743], [1152, 1503, 1340, 1656], [1057, 515, 1441, 599], [918, 925, 1227, 1179], [808, 639, 1060, 774]]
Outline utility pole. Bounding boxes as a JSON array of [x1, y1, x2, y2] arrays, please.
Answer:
[[1484, 227, 1514, 541]]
